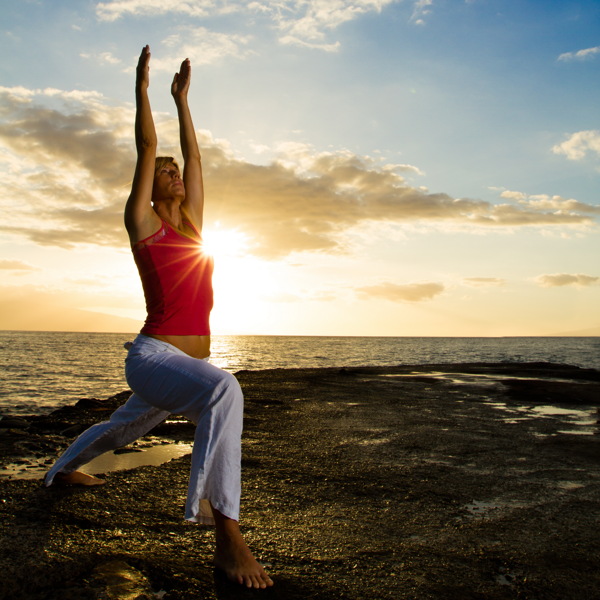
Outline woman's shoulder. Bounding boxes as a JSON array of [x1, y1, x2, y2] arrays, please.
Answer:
[[132, 220, 169, 251], [181, 219, 201, 238]]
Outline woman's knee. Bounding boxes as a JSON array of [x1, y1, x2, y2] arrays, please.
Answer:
[[220, 369, 243, 395], [214, 370, 243, 407], [184, 370, 242, 424]]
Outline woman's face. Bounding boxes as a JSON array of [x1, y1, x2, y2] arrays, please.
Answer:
[[152, 164, 185, 202]]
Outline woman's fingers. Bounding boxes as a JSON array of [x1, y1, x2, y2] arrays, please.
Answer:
[[172, 58, 191, 97]]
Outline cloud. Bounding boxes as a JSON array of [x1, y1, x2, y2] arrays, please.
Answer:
[[0, 86, 132, 187], [0, 260, 38, 272], [1, 86, 599, 259], [80, 51, 122, 66], [95, 0, 225, 21], [499, 189, 600, 215], [277, 36, 341, 52], [557, 46, 600, 62], [358, 281, 445, 302], [95, 0, 400, 50], [0, 85, 135, 248], [154, 28, 255, 69], [552, 130, 600, 163], [535, 273, 600, 288], [203, 147, 599, 257], [410, 0, 433, 25], [463, 277, 506, 287], [265, 0, 398, 49]]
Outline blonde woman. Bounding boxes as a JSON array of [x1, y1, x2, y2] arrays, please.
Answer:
[[45, 45, 273, 590]]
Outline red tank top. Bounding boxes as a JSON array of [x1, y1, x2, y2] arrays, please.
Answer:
[[133, 220, 214, 335]]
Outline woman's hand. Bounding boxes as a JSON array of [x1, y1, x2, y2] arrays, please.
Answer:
[[136, 45, 151, 91], [171, 58, 191, 102]]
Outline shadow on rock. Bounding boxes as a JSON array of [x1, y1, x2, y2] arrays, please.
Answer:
[[0, 479, 97, 599], [213, 567, 346, 600]]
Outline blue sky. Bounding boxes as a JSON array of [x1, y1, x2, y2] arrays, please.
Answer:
[[1, 0, 599, 335]]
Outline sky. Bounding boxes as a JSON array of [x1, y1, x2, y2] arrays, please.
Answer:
[[1, 0, 599, 337]]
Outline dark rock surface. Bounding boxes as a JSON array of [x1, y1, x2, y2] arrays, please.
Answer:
[[1, 362, 600, 599]]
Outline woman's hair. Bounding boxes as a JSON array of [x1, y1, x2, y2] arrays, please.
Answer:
[[154, 156, 180, 176]]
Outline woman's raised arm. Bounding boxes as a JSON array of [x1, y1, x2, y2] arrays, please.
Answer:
[[125, 45, 161, 244], [171, 58, 204, 233]]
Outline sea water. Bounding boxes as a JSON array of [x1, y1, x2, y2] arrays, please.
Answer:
[[1, 330, 599, 416]]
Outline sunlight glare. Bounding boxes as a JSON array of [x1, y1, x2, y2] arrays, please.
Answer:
[[202, 226, 249, 259]]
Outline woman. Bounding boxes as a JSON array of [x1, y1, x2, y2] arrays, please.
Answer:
[[45, 45, 273, 590]]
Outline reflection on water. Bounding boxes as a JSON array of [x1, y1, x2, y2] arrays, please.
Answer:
[[209, 335, 600, 373], [1, 442, 192, 480], [484, 400, 597, 435], [376, 371, 599, 436], [1, 331, 598, 415], [85, 442, 192, 474]]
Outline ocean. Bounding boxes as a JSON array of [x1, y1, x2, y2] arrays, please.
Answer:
[[1, 330, 599, 416]]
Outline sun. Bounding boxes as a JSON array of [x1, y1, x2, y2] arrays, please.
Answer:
[[201, 225, 249, 259], [201, 225, 283, 334]]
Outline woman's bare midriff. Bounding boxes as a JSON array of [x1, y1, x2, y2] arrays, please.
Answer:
[[148, 334, 211, 359]]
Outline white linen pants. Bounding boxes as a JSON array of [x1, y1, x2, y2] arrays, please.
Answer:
[[44, 334, 243, 525]]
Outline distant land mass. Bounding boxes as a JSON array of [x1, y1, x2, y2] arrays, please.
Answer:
[[551, 325, 600, 337]]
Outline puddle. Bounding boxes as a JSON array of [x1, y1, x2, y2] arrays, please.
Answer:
[[376, 371, 509, 388], [556, 481, 585, 490], [374, 371, 599, 435], [464, 500, 503, 516], [85, 443, 192, 475], [531, 405, 594, 418], [484, 400, 597, 435], [358, 437, 391, 446], [463, 499, 525, 519], [1, 442, 193, 480], [376, 371, 599, 399]]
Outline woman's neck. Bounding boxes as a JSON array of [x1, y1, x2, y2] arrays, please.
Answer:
[[154, 202, 183, 230]]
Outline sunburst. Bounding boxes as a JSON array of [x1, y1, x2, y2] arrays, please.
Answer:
[[201, 226, 249, 259]]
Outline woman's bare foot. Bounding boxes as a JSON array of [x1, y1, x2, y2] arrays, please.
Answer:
[[212, 509, 273, 589], [55, 471, 106, 486]]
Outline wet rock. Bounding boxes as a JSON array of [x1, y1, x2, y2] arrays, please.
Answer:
[[60, 423, 90, 437], [503, 378, 600, 404], [90, 560, 155, 599], [1, 362, 600, 599], [0, 417, 30, 429], [74, 397, 105, 408]]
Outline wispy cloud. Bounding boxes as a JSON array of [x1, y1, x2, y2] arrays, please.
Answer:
[[358, 281, 445, 302], [552, 130, 600, 164], [153, 28, 255, 68], [1, 86, 599, 259], [95, 0, 400, 51], [410, 0, 433, 25], [463, 277, 506, 287], [80, 51, 122, 66], [499, 189, 600, 214], [0, 260, 38, 272], [95, 0, 227, 21], [264, 0, 398, 50], [535, 273, 600, 288], [557, 46, 600, 62]]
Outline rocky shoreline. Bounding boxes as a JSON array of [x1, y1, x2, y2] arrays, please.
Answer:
[[1, 362, 600, 599]]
